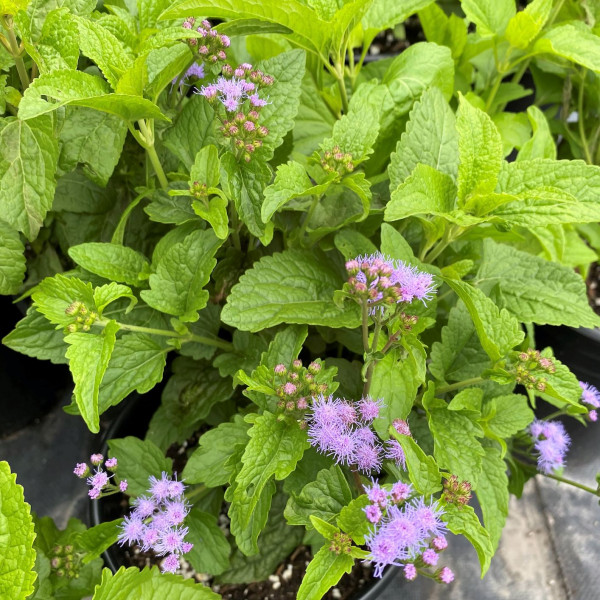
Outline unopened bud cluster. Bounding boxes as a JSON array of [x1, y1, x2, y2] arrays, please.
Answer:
[[190, 181, 208, 199], [513, 349, 556, 392], [274, 359, 329, 418], [441, 475, 472, 507], [329, 532, 352, 555], [64, 301, 97, 333], [182, 18, 230, 65], [320, 145, 355, 177], [50, 544, 80, 579], [220, 109, 269, 163]]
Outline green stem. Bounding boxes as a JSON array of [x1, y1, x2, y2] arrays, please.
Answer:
[[544, 409, 569, 421], [484, 72, 504, 113], [436, 377, 485, 394], [1, 17, 30, 90], [111, 192, 147, 244], [543, 472, 599, 495], [299, 194, 320, 239], [423, 225, 460, 264], [361, 300, 369, 353], [137, 119, 169, 190], [363, 320, 381, 397], [578, 69, 593, 164]]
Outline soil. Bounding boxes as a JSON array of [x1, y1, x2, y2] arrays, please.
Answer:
[[587, 263, 600, 316]]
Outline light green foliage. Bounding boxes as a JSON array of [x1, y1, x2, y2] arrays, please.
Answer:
[[534, 23, 600, 72], [65, 320, 120, 432], [517, 106, 556, 161], [0, 461, 36, 600], [141, 229, 222, 322], [92, 567, 220, 599], [456, 95, 503, 205], [296, 543, 354, 600], [393, 431, 442, 495], [485, 394, 534, 439], [0, 219, 25, 294], [505, 0, 551, 50], [69, 243, 150, 287], [388, 86, 458, 190], [221, 249, 360, 331], [0, 115, 58, 241], [443, 278, 524, 362], [478, 239, 600, 328], [186, 509, 230, 576], [460, 0, 515, 36], [107, 437, 173, 497], [362, 0, 434, 39], [32, 274, 95, 326]]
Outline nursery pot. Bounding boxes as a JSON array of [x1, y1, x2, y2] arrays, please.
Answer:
[[90, 393, 397, 599], [0, 296, 71, 437]]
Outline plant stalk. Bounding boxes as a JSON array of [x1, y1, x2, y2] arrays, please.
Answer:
[[1, 16, 30, 90], [435, 377, 485, 394], [578, 69, 593, 164], [137, 119, 169, 190]]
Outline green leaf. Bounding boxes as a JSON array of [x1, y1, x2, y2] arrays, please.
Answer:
[[388, 86, 458, 190], [284, 465, 352, 527], [261, 161, 330, 224], [477, 239, 600, 328], [68, 243, 150, 287], [58, 107, 128, 186], [386, 163, 456, 221], [221, 153, 273, 242], [93, 282, 138, 315], [92, 566, 220, 599], [139, 0, 171, 30], [542, 355, 584, 408], [19, 71, 167, 122], [486, 394, 533, 439], [2, 306, 68, 364], [456, 94, 503, 205], [460, 0, 515, 36], [146, 44, 193, 100], [0, 461, 36, 600], [392, 430, 441, 496], [190, 145, 220, 188], [475, 445, 509, 552], [98, 333, 167, 414], [0, 115, 58, 241], [296, 544, 354, 600], [429, 303, 490, 384], [74, 519, 122, 564], [448, 388, 483, 412], [309, 515, 339, 539], [107, 437, 172, 497], [222, 249, 359, 331], [32, 274, 95, 326], [164, 96, 217, 168], [337, 495, 371, 545], [182, 417, 250, 486], [232, 411, 309, 530], [426, 402, 485, 486], [0, 220, 25, 294], [145, 189, 197, 225], [363, 0, 435, 37], [186, 509, 230, 576], [255, 49, 305, 161], [140, 229, 222, 322], [443, 503, 493, 577], [505, 0, 551, 50], [534, 23, 600, 73], [442, 278, 524, 362], [334, 229, 377, 260], [65, 321, 120, 433]]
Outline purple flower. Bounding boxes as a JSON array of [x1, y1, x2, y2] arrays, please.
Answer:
[[87, 468, 109, 490], [329, 430, 357, 465], [404, 563, 417, 580], [385, 505, 423, 555], [438, 566, 454, 584], [149, 472, 172, 501], [393, 419, 411, 437], [354, 443, 382, 473], [132, 496, 156, 518], [164, 500, 189, 526], [408, 498, 446, 538], [364, 504, 382, 524], [385, 440, 406, 469], [590, 410, 598, 422], [73, 463, 88, 478], [357, 397, 383, 422], [155, 526, 189, 556], [580, 381, 600, 408], [364, 480, 389, 508], [283, 382, 297, 395], [355, 426, 377, 445], [105, 458, 118, 469], [422, 548, 438, 566], [529, 419, 570, 474], [161, 553, 180, 574], [391, 481, 412, 503], [89, 487, 101, 500], [365, 529, 404, 578], [168, 477, 185, 499], [338, 401, 358, 425], [118, 515, 145, 546], [310, 395, 342, 427], [274, 364, 286, 374], [182, 542, 194, 554], [141, 527, 160, 551], [199, 76, 249, 112], [90, 454, 104, 466], [119, 480, 128, 492]]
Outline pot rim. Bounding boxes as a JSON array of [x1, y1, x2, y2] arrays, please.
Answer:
[[89, 395, 399, 598]]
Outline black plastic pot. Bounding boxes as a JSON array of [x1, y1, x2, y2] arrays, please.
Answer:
[[90, 394, 397, 599], [0, 296, 71, 437]]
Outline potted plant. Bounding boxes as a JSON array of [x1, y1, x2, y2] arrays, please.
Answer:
[[3, 0, 600, 599]]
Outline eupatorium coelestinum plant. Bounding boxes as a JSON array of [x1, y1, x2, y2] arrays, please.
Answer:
[[2, 0, 600, 598]]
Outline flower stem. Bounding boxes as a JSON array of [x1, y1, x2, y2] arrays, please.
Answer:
[[542, 472, 599, 495], [361, 300, 370, 353], [136, 119, 169, 190], [435, 377, 485, 394], [1, 16, 30, 90]]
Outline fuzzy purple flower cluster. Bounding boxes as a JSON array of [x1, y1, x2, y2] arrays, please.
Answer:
[[528, 419, 571, 474], [580, 381, 600, 422], [118, 472, 193, 574], [74, 454, 127, 499], [307, 394, 404, 473], [172, 62, 205, 91], [345, 253, 435, 316], [363, 480, 452, 583]]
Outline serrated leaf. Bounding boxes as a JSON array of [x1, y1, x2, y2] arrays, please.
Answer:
[[506, 0, 551, 50], [388, 86, 458, 190], [296, 544, 354, 600], [534, 23, 600, 73], [2, 306, 68, 364], [92, 566, 220, 599], [486, 394, 533, 439], [74, 519, 122, 564], [69, 243, 150, 287], [19, 71, 167, 122], [186, 509, 230, 576], [139, 0, 171, 30], [0, 461, 36, 600], [107, 437, 172, 497], [0, 220, 25, 294], [98, 333, 167, 414], [460, 0, 515, 36], [456, 94, 503, 205], [392, 430, 441, 496], [0, 115, 58, 241], [190, 145, 220, 188], [140, 229, 222, 322], [337, 495, 370, 545], [232, 411, 308, 529], [93, 282, 138, 315], [477, 239, 600, 328], [284, 466, 352, 527], [65, 321, 120, 433], [443, 278, 524, 362], [443, 503, 493, 577], [363, 0, 434, 37], [32, 274, 95, 326]]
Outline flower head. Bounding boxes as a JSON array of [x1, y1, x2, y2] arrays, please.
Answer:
[[529, 419, 570, 474], [73, 463, 88, 478], [438, 566, 454, 584], [149, 472, 172, 501], [580, 381, 600, 408], [385, 439, 406, 469], [404, 563, 417, 580], [161, 553, 180, 574], [357, 397, 383, 422], [118, 515, 145, 547]]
